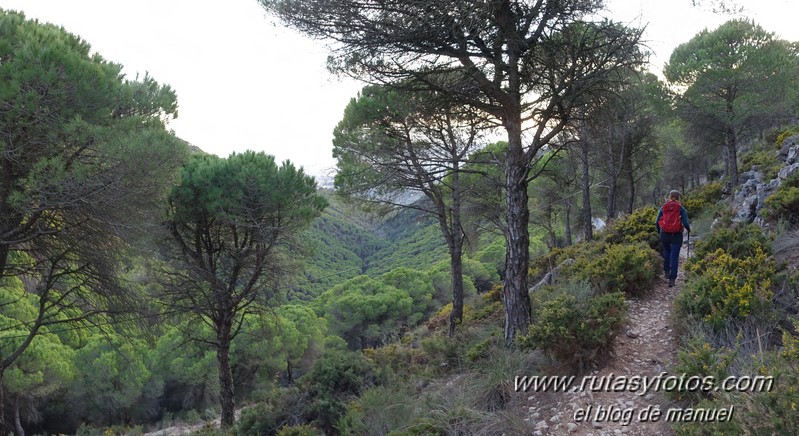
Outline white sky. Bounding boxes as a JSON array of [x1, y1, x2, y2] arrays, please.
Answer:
[[1, 0, 798, 179]]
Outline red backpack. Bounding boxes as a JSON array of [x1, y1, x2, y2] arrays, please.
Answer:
[[659, 201, 683, 233]]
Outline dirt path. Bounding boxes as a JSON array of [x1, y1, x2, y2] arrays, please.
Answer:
[[524, 245, 688, 436]]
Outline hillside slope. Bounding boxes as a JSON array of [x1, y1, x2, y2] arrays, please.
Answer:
[[524, 248, 686, 435]]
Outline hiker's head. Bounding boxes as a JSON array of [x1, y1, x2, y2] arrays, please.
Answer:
[[669, 190, 681, 201]]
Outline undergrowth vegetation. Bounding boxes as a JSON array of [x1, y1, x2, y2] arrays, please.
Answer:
[[522, 282, 627, 373], [763, 170, 799, 227], [681, 181, 724, 218], [209, 206, 667, 434], [521, 211, 661, 373], [671, 211, 799, 434]]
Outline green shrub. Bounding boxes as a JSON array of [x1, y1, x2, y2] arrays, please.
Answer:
[[234, 388, 310, 436], [581, 243, 660, 297], [677, 248, 775, 331], [303, 350, 377, 398], [483, 283, 503, 303], [362, 343, 423, 379], [520, 289, 627, 373], [467, 300, 502, 322], [386, 419, 446, 435], [75, 425, 144, 436], [671, 335, 736, 403], [466, 337, 494, 363], [673, 324, 799, 435], [531, 240, 658, 297], [602, 207, 661, 252], [682, 181, 724, 217], [406, 405, 484, 436], [528, 240, 605, 283], [741, 147, 782, 180], [301, 350, 378, 433], [425, 303, 472, 331], [276, 424, 320, 436], [185, 424, 231, 435], [182, 409, 202, 425], [336, 386, 417, 435], [763, 170, 799, 227], [775, 125, 799, 147], [691, 223, 772, 261], [419, 335, 462, 370], [468, 351, 521, 412]]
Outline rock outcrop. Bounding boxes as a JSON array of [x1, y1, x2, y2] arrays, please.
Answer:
[[733, 134, 799, 226]]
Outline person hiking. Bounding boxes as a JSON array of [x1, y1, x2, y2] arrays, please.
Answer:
[[655, 190, 691, 287]]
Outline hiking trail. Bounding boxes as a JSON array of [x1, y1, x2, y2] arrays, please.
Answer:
[[524, 245, 689, 436]]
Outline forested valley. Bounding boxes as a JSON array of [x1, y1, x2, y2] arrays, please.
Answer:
[[2, 2, 799, 435]]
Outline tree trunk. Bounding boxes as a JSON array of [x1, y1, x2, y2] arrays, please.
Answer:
[[448, 240, 464, 338], [723, 147, 730, 183], [627, 163, 636, 215], [448, 169, 465, 338], [13, 396, 23, 436], [563, 199, 572, 246], [216, 321, 235, 428], [727, 130, 739, 188], [0, 366, 5, 436], [0, 245, 8, 277], [502, 134, 532, 348], [580, 144, 593, 241], [544, 203, 556, 249], [286, 360, 293, 384], [606, 181, 617, 222]]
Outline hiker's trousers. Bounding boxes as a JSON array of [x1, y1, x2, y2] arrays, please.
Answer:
[[660, 231, 683, 280]]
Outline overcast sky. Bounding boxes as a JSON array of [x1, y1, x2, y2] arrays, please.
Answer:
[[2, 0, 797, 179]]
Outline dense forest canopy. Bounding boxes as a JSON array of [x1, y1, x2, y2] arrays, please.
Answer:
[[1, 3, 799, 435]]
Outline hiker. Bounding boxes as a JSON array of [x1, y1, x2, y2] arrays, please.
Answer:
[[655, 190, 691, 287]]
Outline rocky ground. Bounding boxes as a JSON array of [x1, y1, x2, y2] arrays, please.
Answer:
[[524, 246, 689, 436]]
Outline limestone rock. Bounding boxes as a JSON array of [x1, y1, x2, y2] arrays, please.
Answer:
[[535, 420, 549, 430], [777, 134, 799, 163]]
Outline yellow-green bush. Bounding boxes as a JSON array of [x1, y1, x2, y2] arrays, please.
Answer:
[[483, 283, 502, 302], [234, 388, 310, 436], [418, 335, 462, 370], [740, 147, 782, 180], [426, 303, 473, 331], [602, 207, 661, 252], [466, 336, 496, 363], [677, 247, 775, 331], [520, 290, 626, 373], [682, 181, 724, 217], [691, 223, 772, 260], [530, 241, 658, 297], [534, 209, 661, 297], [528, 240, 605, 282], [579, 243, 660, 297], [775, 125, 799, 147], [363, 343, 425, 379], [671, 336, 735, 403], [335, 386, 416, 435], [673, 324, 799, 435], [763, 171, 799, 227], [468, 300, 503, 322], [276, 424, 320, 436]]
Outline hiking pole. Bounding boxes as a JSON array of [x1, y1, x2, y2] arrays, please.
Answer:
[[687, 229, 691, 259]]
